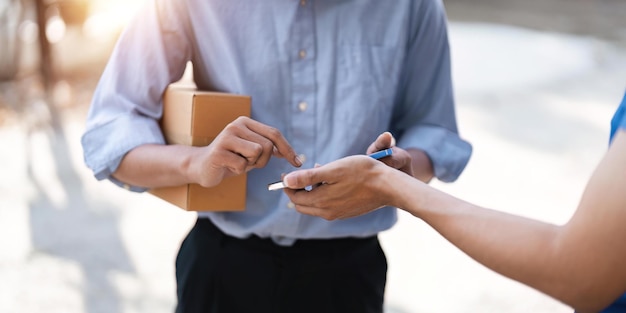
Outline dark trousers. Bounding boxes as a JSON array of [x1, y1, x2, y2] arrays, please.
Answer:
[[175, 218, 387, 313]]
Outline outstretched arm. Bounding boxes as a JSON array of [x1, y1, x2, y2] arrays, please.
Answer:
[[395, 132, 626, 312], [283, 130, 626, 312]]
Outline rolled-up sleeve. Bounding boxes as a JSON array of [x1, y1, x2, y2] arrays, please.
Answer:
[[392, 0, 472, 182], [81, 0, 191, 191], [81, 114, 165, 191], [397, 125, 471, 182]]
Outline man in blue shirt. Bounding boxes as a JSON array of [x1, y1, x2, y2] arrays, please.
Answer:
[[81, 0, 472, 312]]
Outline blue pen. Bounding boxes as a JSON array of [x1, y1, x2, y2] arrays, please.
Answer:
[[368, 148, 393, 160], [267, 148, 393, 190]]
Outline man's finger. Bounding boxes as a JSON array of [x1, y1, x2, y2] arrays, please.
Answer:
[[205, 147, 252, 176], [220, 136, 264, 166], [233, 128, 278, 168], [367, 132, 395, 154], [243, 118, 302, 167]]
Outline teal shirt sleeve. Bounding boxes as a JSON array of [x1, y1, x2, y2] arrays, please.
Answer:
[[598, 92, 626, 313], [609, 92, 626, 142]]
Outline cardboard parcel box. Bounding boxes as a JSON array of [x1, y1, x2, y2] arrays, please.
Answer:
[[149, 85, 251, 211]]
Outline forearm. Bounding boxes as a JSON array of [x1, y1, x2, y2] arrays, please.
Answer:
[[113, 144, 198, 188], [113, 117, 302, 190], [384, 171, 616, 312], [393, 174, 561, 285]]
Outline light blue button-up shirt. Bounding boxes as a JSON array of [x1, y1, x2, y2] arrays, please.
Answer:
[[82, 0, 472, 245]]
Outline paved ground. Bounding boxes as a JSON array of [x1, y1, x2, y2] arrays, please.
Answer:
[[444, 0, 626, 43], [1, 2, 626, 313]]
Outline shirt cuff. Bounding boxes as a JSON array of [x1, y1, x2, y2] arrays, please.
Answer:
[[397, 125, 472, 182], [81, 114, 165, 192]]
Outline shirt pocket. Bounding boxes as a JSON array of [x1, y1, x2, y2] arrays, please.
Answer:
[[336, 44, 399, 140]]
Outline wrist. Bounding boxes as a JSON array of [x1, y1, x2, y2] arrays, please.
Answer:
[[181, 145, 202, 185], [183, 145, 227, 188], [372, 163, 404, 208], [388, 169, 423, 212]]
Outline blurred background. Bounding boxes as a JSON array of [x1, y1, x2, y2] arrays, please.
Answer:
[[0, 0, 625, 312]]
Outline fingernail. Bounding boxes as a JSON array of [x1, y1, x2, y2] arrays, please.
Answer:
[[295, 155, 303, 167], [386, 132, 396, 147], [283, 174, 292, 188]]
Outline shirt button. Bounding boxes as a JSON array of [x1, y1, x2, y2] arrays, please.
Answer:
[[298, 154, 307, 163], [298, 49, 307, 59], [287, 202, 296, 209], [300, 0, 306, 6], [298, 101, 308, 112]]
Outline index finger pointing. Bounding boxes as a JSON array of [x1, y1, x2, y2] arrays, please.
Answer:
[[244, 118, 302, 167]]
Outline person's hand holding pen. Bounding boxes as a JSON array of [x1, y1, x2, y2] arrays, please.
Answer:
[[365, 132, 415, 177], [280, 132, 415, 220]]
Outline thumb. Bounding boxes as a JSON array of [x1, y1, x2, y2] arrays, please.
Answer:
[[367, 132, 396, 154], [283, 168, 324, 189]]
